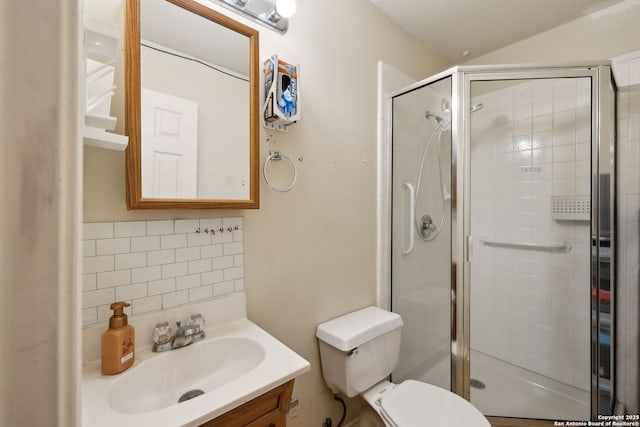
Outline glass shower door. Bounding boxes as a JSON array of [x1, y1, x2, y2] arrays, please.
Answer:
[[468, 76, 592, 420], [390, 77, 452, 390]]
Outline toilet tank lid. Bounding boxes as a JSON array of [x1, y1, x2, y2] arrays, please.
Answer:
[[316, 306, 403, 351]]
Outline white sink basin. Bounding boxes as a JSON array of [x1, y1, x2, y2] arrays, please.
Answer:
[[83, 319, 310, 427], [108, 337, 266, 414]]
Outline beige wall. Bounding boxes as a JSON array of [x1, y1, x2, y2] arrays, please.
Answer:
[[84, 0, 449, 424], [465, 0, 640, 65]]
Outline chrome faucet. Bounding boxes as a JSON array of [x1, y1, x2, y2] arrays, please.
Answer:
[[152, 314, 206, 352]]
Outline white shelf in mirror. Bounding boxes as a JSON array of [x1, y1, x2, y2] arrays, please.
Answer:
[[82, 16, 128, 150], [83, 126, 128, 151]]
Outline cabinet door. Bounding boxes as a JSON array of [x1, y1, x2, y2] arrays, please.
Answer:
[[245, 410, 286, 427], [199, 380, 294, 427]]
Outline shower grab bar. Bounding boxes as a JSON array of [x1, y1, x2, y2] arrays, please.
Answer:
[[480, 239, 572, 253], [401, 182, 415, 257]]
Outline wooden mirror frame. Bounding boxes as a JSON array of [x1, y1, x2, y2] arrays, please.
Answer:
[[125, 0, 259, 209]]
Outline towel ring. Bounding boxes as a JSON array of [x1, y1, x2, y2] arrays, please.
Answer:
[[263, 151, 297, 192]]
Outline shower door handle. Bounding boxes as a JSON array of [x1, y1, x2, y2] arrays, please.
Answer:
[[402, 182, 415, 257]]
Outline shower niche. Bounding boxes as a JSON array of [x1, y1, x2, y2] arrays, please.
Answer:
[[389, 64, 616, 424]]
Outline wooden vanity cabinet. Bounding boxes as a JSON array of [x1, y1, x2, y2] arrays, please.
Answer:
[[200, 380, 294, 427]]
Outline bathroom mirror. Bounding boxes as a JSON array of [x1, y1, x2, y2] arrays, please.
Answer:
[[125, 0, 259, 209]]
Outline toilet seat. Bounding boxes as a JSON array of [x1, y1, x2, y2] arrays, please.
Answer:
[[378, 380, 490, 427]]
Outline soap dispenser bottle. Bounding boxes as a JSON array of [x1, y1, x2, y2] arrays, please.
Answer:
[[101, 302, 135, 375]]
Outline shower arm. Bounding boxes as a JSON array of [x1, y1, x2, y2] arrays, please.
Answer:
[[401, 182, 415, 257]]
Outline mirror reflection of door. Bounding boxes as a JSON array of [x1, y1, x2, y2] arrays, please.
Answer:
[[139, 0, 250, 200], [141, 88, 198, 199]]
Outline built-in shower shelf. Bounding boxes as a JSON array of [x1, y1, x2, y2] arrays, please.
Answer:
[[552, 195, 590, 221]]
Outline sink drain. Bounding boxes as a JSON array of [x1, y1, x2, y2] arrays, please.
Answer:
[[470, 378, 486, 389], [178, 389, 205, 403]]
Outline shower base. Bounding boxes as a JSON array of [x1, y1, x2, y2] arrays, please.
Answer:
[[410, 350, 590, 421], [470, 350, 590, 421]]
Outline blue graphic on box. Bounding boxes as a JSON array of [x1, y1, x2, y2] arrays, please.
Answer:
[[277, 64, 297, 117]]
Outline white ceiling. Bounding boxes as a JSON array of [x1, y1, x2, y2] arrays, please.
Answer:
[[367, 0, 627, 63], [141, 0, 249, 76]]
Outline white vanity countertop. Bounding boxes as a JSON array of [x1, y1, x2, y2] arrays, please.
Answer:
[[82, 318, 310, 427]]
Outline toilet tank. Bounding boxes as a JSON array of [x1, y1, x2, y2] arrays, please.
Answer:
[[316, 306, 404, 397]]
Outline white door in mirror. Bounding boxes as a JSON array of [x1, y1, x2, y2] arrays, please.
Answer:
[[142, 88, 198, 198]]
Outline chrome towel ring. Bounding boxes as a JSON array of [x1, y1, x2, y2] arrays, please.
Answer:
[[263, 150, 297, 192]]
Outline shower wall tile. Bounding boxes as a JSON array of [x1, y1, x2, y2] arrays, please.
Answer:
[[470, 77, 592, 391], [81, 217, 244, 327]]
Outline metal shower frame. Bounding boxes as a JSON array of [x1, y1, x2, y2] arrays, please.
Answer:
[[390, 62, 617, 424]]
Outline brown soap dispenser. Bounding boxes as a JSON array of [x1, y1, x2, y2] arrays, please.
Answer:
[[101, 302, 135, 375]]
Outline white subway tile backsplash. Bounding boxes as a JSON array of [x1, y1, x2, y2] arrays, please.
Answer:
[[115, 252, 147, 270], [147, 249, 175, 266], [214, 281, 235, 296], [211, 232, 233, 244], [116, 283, 147, 301], [200, 218, 222, 230], [201, 244, 223, 259], [175, 246, 200, 263], [132, 295, 162, 315], [131, 236, 161, 253], [146, 220, 174, 236], [187, 232, 211, 247], [201, 270, 224, 285], [83, 240, 96, 257], [175, 219, 199, 234], [161, 234, 188, 249], [162, 290, 189, 308], [162, 262, 188, 279], [176, 274, 201, 290], [223, 242, 243, 256], [148, 278, 176, 296], [83, 255, 114, 274], [211, 256, 234, 271], [83, 288, 115, 308], [222, 217, 243, 230], [83, 222, 113, 240], [96, 238, 130, 255], [82, 218, 244, 326], [97, 269, 131, 289], [224, 266, 244, 281], [114, 221, 146, 238], [83, 274, 97, 292], [189, 285, 213, 302], [83, 308, 97, 326], [131, 266, 161, 283], [188, 259, 211, 274]]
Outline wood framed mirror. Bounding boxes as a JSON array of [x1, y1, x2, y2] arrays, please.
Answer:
[[125, 0, 259, 209]]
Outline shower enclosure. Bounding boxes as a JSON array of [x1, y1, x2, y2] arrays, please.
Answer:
[[389, 63, 615, 424]]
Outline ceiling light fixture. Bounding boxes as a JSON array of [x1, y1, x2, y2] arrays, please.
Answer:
[[209, 0, 296, 34]]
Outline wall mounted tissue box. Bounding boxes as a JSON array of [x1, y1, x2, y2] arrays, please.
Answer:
[[262, 55, 300, 132]]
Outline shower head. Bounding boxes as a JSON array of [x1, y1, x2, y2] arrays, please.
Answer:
[[471, 103, 484, 113]]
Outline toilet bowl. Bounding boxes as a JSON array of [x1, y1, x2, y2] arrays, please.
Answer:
[[316, 306, 489, 427]]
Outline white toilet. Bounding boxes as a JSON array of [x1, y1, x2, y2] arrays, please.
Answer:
[[316, 306, 490, 427]]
